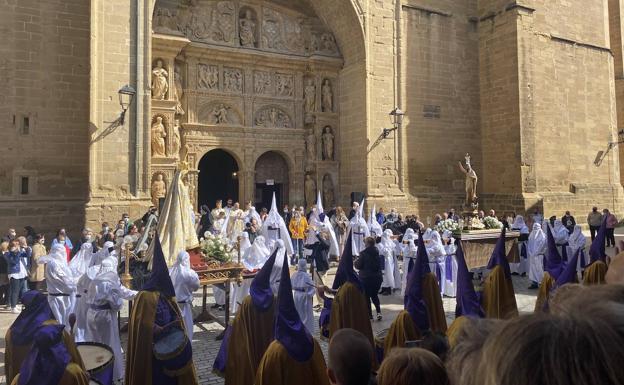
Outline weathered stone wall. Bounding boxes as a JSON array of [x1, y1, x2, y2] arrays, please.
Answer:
[[0, 0, 90, 237]]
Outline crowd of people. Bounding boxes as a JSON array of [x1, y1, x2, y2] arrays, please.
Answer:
[[3, 195, 624, 385]]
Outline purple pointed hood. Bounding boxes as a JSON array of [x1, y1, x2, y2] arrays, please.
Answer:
[[404, 231, 430, 331], [554, 248, 580, 289], [332, 231, 363, 291], [10, 290, 56, 345], [486, 228, 511, 279], [274, 248, 314, 362], [18, 324, 71, 385], [455, 242, 485, 318], [249, 248, 278, 311], [589, 216, 607, 263], [143, 233, 176, 298], [545, 225, 564, 280]]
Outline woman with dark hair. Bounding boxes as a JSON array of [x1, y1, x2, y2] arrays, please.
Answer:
[[355, 237, 383, 321], [23, 226, 36, 246]]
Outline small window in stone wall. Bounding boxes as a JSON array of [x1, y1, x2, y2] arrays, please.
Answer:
[[20, 177, 29, 195], [423, 105, 441, 119], [22, 116, 30, 135]]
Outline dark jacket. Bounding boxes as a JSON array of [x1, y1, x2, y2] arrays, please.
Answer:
[[4, 248, 32, 275], [304, 234, 330, 273], [561, 214, 576, 233], [354, 246, 383, 279], [198, 212, 213, 237]]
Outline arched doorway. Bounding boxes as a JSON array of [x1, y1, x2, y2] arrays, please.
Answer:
[[255, 151, 289, 210], [198, 149, 239, 208]]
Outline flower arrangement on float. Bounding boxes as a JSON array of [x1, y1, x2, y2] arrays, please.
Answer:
[[434, 219, 459, 233], [201, 232, 236, 264], [466, 217, 486, 230], [482, 216, 503, 230]]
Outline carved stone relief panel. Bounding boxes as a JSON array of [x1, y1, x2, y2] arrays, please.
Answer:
[[153, 0, 341, 57], [198, 64, 219, 91], [223, 67, 243, 93], [275, 73, 294, 97], [254, 70, 272, 95], [254, 106, 292, 128], [198, 100, 243, 126]]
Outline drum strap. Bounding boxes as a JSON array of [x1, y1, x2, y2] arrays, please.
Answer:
[[75, 295, 81, 298], [177, 300, 191, 304], [90, 304, 112, 311], [292, 287, 307, 292], [49, 293, 70, 297]]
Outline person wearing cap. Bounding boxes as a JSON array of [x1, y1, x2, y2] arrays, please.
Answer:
[[4, 291, 84, 385], [213, 249, 279, 385], [254, 243, 329, 385], [10, 324, 89, 385], [170, 250, 200, 341], [482, 228, 518, 319], [125, 234, 199, 385]]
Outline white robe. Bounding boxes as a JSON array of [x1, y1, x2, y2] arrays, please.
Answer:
[[170, 251, 200, 341], [85, 271, 137, 381], [73, 266, 99, 342], [426, 232, 446, 295], [349, 218, 370, 256], [527, 224, 547, 283], [291, 268, 316, 334], [379, 233, 400, 290], [230, 235, 252, 314], [39, 246, 77, 328], [443, 243, 458, 297], [68, 243, 94, 277], [510, 222, 530, 275]]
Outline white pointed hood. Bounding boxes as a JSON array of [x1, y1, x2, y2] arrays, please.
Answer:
[[309, 190, 339, 256], [368, 204, 383, 236], [261, 193, 294, 255], [349, 196, 370, 255]]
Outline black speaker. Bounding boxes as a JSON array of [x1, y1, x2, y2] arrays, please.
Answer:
[[350, 192, 365, 204]]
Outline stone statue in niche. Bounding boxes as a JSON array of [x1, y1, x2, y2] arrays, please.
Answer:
[[304, 78, 316, 113], [255, 107, 291, 128], [171, 119, 181, 158], [173, 64, 185, 116], [239, 9, 256, 47], [276, 74, 293, 97], [306, 129, 316, 161], [224, 68, 242, 92], [212, 104, 230, 124], [304, 173, 317, 207], [322, 126, 334, 161], [322, 79, 333, 112], [151, 60, 168, 100], [151, 116, 167, 157], [322, 174, 335, 207], [254, 71, 271, 94], [198, 64, 219, 90], [151, 174, 167, 207]]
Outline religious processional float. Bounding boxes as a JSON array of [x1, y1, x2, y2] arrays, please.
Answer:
[[451, 154, 519, 269]]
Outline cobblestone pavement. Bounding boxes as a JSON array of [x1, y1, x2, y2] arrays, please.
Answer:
[[0, 230, 619, 385]]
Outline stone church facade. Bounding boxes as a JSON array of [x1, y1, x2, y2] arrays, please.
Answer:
[[2, 0, 624, 234]]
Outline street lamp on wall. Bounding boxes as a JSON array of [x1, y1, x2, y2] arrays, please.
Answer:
[[382, 107, 405, 139], [118, 84, 136, 125]]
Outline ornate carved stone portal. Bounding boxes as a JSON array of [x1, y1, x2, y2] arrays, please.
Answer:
[[152, 0, 343, 209]]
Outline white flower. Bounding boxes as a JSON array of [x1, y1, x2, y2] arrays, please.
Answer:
[[204, 231, 210, 238]]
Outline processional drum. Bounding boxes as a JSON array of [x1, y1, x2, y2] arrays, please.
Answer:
[[153, 326, 192, 373], [76, 342, 114, 385]]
